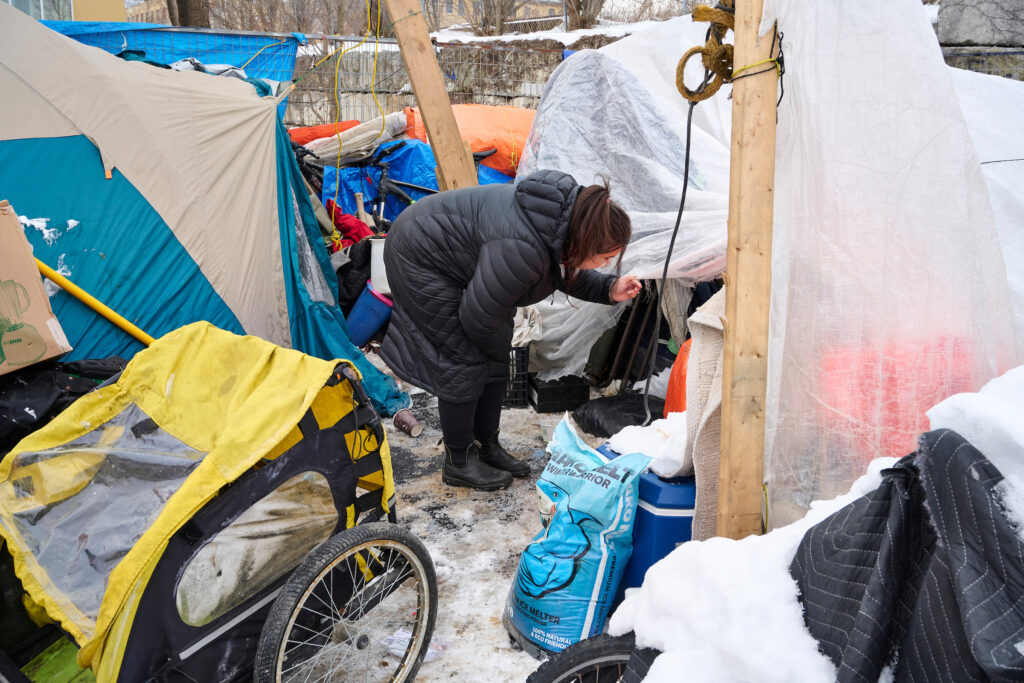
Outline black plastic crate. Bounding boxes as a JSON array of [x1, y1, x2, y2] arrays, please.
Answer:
[[528, 374, 591, 413], [504, 346, 530, 408]]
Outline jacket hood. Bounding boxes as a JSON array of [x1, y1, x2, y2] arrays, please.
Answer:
[[514, 170, 580, 285]]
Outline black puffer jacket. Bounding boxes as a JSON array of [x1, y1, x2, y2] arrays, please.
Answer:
[[380, 170, 616, 403]]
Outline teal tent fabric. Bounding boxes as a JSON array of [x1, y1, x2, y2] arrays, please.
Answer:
[[275, 122, 409, 415], [0, 135, 244, 360]]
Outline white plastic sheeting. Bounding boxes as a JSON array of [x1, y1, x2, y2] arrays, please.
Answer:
[[521, 5, 1022, 523], [951, 68, 1024, 345], [517, 17, 732, 378], [762, 0, 1019, 525]]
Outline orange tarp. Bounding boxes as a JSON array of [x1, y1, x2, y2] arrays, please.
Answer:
[[404, 104, 535, 177], [663, 338, 692, 417], [288, 121, 361, 146]]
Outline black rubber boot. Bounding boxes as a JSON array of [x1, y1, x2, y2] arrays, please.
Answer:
[[442, 441, 513, 491], [478, 431, 531, 478]]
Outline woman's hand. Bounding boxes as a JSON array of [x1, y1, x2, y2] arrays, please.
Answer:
[[610, 275, 642, 302]]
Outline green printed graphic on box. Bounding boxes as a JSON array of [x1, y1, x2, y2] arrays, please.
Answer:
[[0, 278, 46, 367]]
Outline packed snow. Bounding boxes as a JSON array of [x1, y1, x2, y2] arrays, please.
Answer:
[[927, 365, 1024, 535], [607, 457, 898, 682]]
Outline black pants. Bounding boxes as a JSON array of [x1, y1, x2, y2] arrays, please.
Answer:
[[437, 381, 505, 449]]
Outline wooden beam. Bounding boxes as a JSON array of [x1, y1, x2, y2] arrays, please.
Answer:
[[381, 0, 477, 191], [718, 0, 778, 540]]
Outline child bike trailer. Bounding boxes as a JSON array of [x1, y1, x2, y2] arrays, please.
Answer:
[[0, 322, 436, 682]]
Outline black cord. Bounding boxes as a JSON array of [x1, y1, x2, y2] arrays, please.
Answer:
[[730, 31, 786, 108], [981, 158, 1024, 165], [642, 99, 699, 426]]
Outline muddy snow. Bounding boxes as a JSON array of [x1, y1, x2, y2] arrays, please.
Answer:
[[383, 391, 564, 681]]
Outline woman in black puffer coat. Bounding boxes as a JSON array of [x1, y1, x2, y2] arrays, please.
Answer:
[[381, 170, 641, 490]]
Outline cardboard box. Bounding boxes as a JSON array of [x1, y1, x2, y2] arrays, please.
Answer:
[[0, 200, 72, 376]]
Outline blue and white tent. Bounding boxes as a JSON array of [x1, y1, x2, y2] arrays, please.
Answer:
[[0, 6, 407, 413]]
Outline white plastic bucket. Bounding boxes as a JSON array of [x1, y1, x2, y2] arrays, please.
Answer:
[[369, 237, 391, 295]]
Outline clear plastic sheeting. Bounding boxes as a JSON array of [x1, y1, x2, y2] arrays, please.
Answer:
[[761, 0, 1019, 525], [2, 403, 204, 636], [517, 17, 732, 378], [291, 188, 336, 306], [176, 471, 338, 627]]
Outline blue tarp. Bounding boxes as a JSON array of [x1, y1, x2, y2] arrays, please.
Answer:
[[41, 21, 303, 116], [321, 139, 513, 222]]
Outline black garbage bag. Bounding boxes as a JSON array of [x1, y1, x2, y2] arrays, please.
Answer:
[[572, 392, 666, 439], [0, 356, 127, 456]]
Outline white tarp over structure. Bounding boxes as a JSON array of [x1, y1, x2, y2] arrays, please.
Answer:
[[517, 18, 732, 377], [762, 0, 1019, 524], [520, 3, 1023, 524]]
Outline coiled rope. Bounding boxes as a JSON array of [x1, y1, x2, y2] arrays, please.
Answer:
[[677, 3, 736, 102]]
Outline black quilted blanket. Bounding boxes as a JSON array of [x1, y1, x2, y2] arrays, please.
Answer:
[[791, 429, 1024, 682]]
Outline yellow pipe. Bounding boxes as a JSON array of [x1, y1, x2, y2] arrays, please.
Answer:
[[36, 259, 155, 347]]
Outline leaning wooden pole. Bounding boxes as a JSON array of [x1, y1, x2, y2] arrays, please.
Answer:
[[381, 0, 478, 191], [718, 0, 778, 539]]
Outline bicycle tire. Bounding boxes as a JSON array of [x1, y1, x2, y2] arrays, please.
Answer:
[[253, 523, 437, 683], [526, 633, 636, 683]]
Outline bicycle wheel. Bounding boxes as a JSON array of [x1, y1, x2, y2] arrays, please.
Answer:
[[526, 634, 636, 683], [254, 523, 437, 683]]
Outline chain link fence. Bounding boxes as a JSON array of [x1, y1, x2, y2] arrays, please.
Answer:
[[284, 36, 565, 126], [943, 47, 1024, 81]]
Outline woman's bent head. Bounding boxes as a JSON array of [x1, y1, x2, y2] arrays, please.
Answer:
[[564, 182, 631, 284]]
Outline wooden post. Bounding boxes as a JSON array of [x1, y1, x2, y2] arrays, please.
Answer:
[[718, 0, 778, 539], [380, 0, 477, 191]]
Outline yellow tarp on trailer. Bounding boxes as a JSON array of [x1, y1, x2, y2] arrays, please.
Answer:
[[0, 322, 393, 676]]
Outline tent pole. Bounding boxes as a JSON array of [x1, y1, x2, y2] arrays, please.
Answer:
[[381, 0, 478, 191], [718, 0, 778, 540]]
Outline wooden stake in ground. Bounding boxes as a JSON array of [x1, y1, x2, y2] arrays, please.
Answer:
[[718, 0, 779, 540], [381, 0, 477, 191]]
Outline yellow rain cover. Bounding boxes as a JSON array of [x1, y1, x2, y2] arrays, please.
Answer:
[[0, 322, 391, 674]]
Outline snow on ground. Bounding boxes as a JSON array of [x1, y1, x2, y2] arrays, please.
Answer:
[[381, 389, 565, 681], [365, 348, 610, 680]]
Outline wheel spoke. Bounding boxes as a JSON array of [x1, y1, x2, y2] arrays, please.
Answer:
[[268, 533, 433, 683]]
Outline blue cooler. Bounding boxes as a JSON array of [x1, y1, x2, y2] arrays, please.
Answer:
[[596, 444, 696, 605]]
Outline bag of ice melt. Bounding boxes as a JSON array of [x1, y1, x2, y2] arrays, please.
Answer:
[[503, 416, 650, 658]]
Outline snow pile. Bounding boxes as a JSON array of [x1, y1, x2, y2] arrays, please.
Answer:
[[608, 457, 898, 682], [927, 365, 1024, 531], [608, 410, 687, 477]]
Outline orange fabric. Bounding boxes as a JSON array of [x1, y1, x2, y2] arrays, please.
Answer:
[[404, 104, 535, 177], [663, 338, 692, 417], [288, 121, 360, 146]]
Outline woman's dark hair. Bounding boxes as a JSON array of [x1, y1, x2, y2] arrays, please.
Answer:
[[563, 181, 631, 287]]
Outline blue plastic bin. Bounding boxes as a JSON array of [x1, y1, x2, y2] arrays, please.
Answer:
[[347, 280, 392, 347], [596, 443, 696, 605]]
